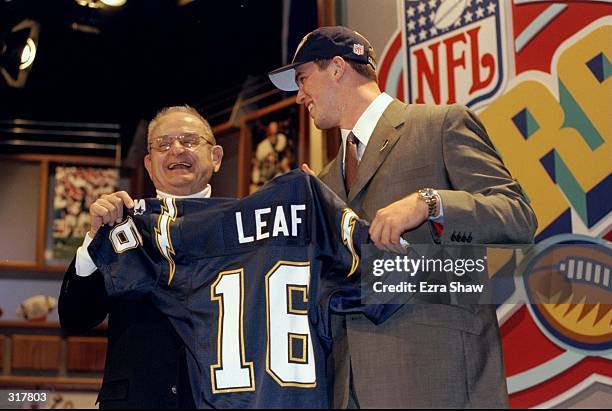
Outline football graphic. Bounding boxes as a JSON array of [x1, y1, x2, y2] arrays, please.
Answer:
[[523, 242, 612, 351]]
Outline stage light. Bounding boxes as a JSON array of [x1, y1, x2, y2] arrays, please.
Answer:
[[100, 0, 127, 6], [0, 19, 40, 88], [19, 38, 36, 70], [74, 0, 127, 8]]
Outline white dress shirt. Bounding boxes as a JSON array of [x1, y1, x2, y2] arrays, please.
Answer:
[[340, 92, 394, 167]]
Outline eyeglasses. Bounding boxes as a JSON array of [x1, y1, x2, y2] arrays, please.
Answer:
[[148, 133, 214, 152]]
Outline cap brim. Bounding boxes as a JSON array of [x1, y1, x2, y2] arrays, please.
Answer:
[[268, 63, 300, 91]]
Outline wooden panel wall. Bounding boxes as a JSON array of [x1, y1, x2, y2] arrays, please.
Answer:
[[0, 321, 104, 390], [66, 337, 107, 372], [11, 335, 61, 371]]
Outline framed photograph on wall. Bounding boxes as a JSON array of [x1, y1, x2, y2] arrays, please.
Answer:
[[243, 98, 308, 195], [47, 165, 119, 261]]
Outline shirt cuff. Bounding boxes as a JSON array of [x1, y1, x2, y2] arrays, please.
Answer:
[[75, 231, 97, 277]]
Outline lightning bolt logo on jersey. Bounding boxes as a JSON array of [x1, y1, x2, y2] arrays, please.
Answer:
[[90, 170, 397, 408], [155, 198, 177, 285]]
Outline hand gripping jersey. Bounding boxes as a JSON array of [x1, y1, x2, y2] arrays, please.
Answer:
[[89, 170, 398, 408]]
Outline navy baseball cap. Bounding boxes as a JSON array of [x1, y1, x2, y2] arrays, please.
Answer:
[[268, 26, 376, 91]]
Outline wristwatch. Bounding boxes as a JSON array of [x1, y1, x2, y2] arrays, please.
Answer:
[[417, 188, 438, 218]]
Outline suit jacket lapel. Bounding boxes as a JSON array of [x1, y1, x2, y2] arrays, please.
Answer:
[[348, 100, 408, 202]]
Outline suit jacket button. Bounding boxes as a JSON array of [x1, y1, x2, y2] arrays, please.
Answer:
[[171, 385, 177, 395]]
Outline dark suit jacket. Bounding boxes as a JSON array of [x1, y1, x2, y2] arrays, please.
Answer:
[[319, 101, 537, 408], [59, 259, 194, 409]]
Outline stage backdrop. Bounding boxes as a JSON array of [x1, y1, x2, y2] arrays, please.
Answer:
[[345, 0, 611, 408]]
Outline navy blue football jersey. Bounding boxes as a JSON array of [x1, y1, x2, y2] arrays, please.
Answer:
[[89, 170, 397, 408]]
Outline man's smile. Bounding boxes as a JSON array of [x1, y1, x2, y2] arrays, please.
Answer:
[[167, 162, 192, 170]]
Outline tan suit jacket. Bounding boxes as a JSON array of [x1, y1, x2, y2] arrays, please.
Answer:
[[319, 100, 537, 408]]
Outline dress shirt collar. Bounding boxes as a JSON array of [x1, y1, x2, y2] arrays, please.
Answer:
[[156, 184, 212, 199], [341, 92, 394, 164]]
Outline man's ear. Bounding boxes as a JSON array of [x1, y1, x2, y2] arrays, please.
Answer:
[[144, 153, 152, 177], [211, 145, 224, 172], [331, 56, 347, 81]]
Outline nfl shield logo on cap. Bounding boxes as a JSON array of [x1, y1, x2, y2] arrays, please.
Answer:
[[353, 43, 364, 56]]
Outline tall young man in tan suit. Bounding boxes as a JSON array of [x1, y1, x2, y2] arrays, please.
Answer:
[[269, 26, 537, 408]]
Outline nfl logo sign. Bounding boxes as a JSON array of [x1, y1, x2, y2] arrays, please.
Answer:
[[353, 43, 365, 56], [402, 0, 508, 108]]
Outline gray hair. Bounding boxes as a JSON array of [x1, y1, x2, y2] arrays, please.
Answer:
[[147, 105, 215, 144]]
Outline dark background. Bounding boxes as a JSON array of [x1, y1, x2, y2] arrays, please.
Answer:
[[0, 0, 317, 148]]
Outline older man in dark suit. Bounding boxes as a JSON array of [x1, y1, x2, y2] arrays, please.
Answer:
[[269, 26, 536, 408], [59, 105, 223, 408]]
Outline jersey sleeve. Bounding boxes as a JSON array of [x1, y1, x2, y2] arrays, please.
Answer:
[[87, 206, 160, 300]]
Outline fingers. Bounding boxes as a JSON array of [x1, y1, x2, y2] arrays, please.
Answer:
[[380, 218, 393, 247], [388, 242, 408, 255], [90, 197, 122, 226], [370, 211, 395, 253], [89, 191, 133, 234], [371, 220, 408, 254], [370, 201, 413, 253], [369, 214, 383, 245], [381, 225, 407, 254], [300, 163, 316, 176], [114, 191, 135, 209], [90, 214, 104, 236], [370, 192, 431, 252]]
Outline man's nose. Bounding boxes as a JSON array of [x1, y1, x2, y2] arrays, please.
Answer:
[[169, 139, 186, 153]]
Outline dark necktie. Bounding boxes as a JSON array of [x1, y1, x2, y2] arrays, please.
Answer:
[[344, 132, 359, 192]]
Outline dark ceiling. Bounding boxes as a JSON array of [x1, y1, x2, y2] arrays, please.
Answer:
[[0, 0, 316, 146]]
